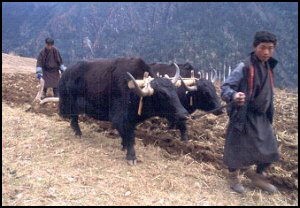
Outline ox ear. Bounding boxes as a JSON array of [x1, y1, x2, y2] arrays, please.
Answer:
[[183, 62, 193, 71]]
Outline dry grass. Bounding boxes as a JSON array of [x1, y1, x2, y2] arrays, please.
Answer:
[[2, 103, 298, 206]]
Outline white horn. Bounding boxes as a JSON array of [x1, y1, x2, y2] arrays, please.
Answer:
[[211, 69, 217, 83], [223, 65, 226, 83], [198, 71, 202, 79], [171, 63, 180, 84]]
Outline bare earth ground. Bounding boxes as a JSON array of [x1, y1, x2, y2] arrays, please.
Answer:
[[2, 53, 298, 206], [2, 53, 36, 74]]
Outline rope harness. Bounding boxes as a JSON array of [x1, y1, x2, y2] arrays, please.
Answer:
[[191, 100, 235, 120]]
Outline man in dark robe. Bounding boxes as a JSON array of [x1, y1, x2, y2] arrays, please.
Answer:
[[36, 38, 66, 98], [221, 31, 280, 193]]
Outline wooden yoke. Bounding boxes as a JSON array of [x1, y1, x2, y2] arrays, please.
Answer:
[[137, 72, 149, 116]]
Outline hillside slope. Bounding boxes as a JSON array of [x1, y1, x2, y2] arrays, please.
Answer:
[[2, 2, 298, 87]]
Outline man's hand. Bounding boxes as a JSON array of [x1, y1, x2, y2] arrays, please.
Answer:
[[233, 92, 246, 106], [60, 65, 67, 73], [36, 67, 43, 80], [37, 73, 43, 80]]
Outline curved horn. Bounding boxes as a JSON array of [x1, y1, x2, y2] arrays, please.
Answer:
[[180, 77, 198, 92], [127, 72, 153, 97], [211, 69, 217, 82], [198, 71, 202, 79], [171, 63, 180, 84], [164, 74, 170, 79]]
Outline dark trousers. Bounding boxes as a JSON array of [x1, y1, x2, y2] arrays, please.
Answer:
[[43, 87, 58, 97], [229, 163, 271, 174]]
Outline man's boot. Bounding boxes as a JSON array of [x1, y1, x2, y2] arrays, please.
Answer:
[[53, 88, 59, 97], [228, 170, 245, 193], [41, 88, 47, 99], [245, 170, 278, 193]]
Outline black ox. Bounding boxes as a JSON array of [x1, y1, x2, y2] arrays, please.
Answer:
[[58, 57, 189, 165], [149, 62, 223, 141]]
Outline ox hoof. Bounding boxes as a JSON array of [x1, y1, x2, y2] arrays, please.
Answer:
[[181, 140, 189, 144], [75, 133, 82, 139], [180, 137, 189, 143], [127, 160, 137, 166]]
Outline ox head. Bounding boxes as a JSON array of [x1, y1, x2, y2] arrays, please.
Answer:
[[180, 77, 223, 115], [127, 63, 189, 121]]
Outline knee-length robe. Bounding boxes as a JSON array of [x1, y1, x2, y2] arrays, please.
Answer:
[[36, 47, 63, 88], [221, 53, 280, 169]]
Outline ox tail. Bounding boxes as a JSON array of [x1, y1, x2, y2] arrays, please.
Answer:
[[58, 76, 75, 119], [58, 61, 87, 119]]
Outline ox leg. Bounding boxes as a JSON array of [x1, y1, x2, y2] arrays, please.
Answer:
[[121, 137, 127, 151], [111, 117, 127, 151], [115, 122, 137, 165], [176, 121, 188, 142], [70, 115, 82, 137], [168, 121, 176, 129], [125, 126, 137, 165], [110, 97, 136, 164]]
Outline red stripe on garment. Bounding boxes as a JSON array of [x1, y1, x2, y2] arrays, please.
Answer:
[[249, 65, 255, 97], [269, 69, 274, 90]]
